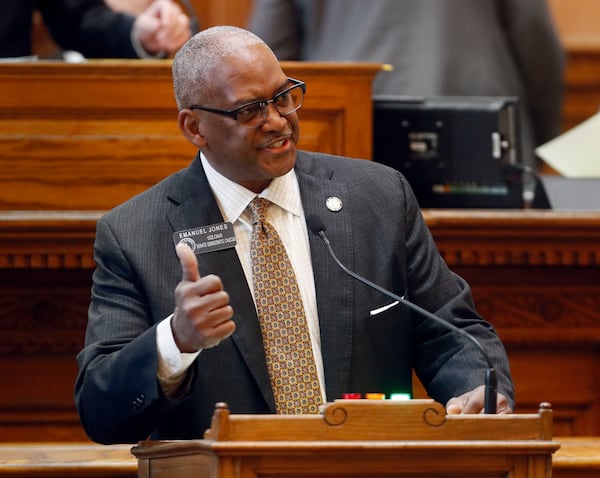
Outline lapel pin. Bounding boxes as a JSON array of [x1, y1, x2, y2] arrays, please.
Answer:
[[326, 196, 343, 212]]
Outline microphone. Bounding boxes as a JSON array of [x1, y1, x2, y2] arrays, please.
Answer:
[[306, 214, 497, 414]]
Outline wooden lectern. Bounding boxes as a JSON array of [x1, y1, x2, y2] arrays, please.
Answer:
[[132, 399, 559, 478]]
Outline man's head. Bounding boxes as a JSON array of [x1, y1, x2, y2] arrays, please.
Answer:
[[173, 26, 302, 193]]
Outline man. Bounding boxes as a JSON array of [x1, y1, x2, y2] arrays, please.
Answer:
[[1, 0, 191, 59], [75, 26, 514, 445], [249, 0, 565, 167]]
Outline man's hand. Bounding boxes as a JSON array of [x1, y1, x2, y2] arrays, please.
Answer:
[[446, 385, 513, 414], [132, 0, 192, 56], [172, 243, 235, 353]]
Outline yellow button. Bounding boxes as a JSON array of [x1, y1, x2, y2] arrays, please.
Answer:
[[365, 393, 385, 400]]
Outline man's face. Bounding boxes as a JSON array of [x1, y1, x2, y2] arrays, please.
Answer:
[[194, 44, 300, 193]]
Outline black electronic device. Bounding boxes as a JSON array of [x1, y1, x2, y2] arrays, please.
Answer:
[[373, 95, 524, 208]]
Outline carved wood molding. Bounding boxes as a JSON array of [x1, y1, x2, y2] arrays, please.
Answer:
[[472, 289, 600, 346], [0, 284, 90, 354], [2, 209, 600, 270], [424, 210, 600, 267], [0, 211, 99, 269], [4, 285, 596, 353]]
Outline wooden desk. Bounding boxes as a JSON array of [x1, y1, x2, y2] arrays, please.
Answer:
[[553, 437, 600, 478], [0, 436, 597, 478], [0, 60, 380, 211], [133, 400, 558, 478], [0, 442, 136, 478]]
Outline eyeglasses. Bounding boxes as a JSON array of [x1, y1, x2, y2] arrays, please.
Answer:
[[188, 77, 306, 129]]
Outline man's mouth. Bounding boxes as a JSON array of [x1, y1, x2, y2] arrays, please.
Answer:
[[260, 135, 291, 150], [270, 139, 286, 148]]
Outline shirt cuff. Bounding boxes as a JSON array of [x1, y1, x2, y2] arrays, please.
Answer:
[[157, 314, 200, 382]]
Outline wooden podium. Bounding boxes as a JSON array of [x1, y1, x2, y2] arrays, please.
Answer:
[[132, 400, 559, 478]]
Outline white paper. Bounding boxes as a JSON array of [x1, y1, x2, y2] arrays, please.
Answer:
[[535, 111, 600, 177]]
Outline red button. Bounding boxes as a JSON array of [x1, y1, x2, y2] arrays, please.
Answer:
[[342, 393, 362, 399]]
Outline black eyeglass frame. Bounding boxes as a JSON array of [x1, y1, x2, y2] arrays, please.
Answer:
[[188, 77, 306, 128]]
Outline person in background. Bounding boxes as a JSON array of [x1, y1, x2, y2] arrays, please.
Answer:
[[249, 0, 566, 168], [106, 0, 200, 36], [1, 0, 192, 60], [75, 26, 514, 445]]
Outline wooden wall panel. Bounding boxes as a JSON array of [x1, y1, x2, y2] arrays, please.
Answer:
[[0, 61, 380, 211], [549, 0, 600, 131], [192, 0, 253, 28], [561, 49, 600, 131], [548, 0, 600, 49], [423, 210, 600, 437]]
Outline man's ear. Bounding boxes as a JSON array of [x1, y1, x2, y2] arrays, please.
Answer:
[[178, 109, 207, 149]]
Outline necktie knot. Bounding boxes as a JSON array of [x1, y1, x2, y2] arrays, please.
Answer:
[[248, 197, 271, 225]]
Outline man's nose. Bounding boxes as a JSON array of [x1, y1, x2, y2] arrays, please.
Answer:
[[261, 102, 287, 128]]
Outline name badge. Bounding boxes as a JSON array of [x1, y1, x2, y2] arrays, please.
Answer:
[[173, 222, 237, 254]]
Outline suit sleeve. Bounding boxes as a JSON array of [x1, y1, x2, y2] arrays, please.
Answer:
[[497, 0, 565, 143], [74, 214, 182, 444], [248, 0, 303, 59], [37, 0, 138, 58]]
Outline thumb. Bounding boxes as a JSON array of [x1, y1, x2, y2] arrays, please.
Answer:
[[176, 242, 201, 282]]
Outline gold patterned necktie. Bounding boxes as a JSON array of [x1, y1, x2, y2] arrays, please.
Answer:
[[248, 197, 323, 414]]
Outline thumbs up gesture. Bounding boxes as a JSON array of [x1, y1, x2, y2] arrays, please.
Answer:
[[171, 243, 235, 352]]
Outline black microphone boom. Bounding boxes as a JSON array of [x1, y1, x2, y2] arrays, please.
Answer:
[[306, 214, 497, 414]]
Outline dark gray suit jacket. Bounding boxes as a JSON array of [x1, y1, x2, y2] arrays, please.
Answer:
[[75, 151, 514, 444]]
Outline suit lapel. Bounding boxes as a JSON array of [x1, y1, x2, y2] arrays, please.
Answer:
[[296, 152, 355, 401], [165, 156, 275, 411]]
